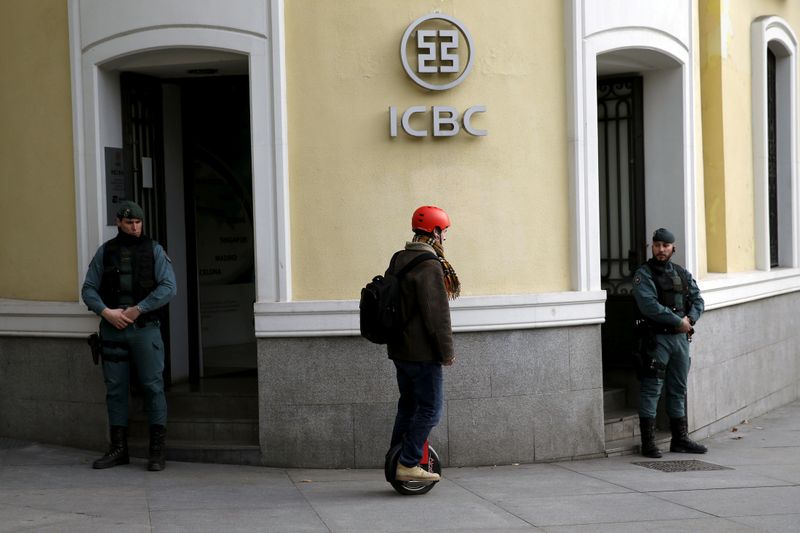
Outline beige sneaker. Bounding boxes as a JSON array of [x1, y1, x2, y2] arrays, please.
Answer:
[[395, 463, 441, 482]]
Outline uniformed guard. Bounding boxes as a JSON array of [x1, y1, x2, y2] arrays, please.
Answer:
[[82, 201, 177, 471], [632, 227, 707, 458]]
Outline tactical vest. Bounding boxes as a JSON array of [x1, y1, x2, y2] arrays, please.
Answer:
[[644, 258, 691, 317], [99, 235, 157, 315]]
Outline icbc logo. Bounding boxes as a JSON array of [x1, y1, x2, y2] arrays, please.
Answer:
[[400, 13, 474, 91], [390, 13, 487, 138]]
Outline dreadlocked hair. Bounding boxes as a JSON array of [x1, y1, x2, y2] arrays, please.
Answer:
[[412, 232, 461, 299]]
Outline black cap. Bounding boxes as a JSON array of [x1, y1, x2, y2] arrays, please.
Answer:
[[652, 227, 675, 243]]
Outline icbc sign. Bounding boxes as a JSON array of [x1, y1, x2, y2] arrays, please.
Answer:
[[390, 13, 487, 138]]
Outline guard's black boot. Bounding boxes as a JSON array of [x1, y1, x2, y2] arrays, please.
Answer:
[[92, 425, 129, 469], [147, 424, 166, 471], [669, 417, 707, 454], [639, 417, 662, 458]]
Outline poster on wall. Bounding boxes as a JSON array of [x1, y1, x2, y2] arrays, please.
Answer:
[[104, 147, 128, 224]]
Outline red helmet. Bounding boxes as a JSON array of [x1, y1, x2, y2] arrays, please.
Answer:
[[412, 205, 451, 233]]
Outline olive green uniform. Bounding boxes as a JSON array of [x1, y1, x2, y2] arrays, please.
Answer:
[[632, 259, 704, 418]]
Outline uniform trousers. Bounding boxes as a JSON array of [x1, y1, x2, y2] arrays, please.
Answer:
[[639, 332, 691, 419], [100, 319, 167, 427]]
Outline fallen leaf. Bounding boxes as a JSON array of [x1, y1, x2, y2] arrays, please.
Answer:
[[301, 479, 313, 483], [731, 427, 739, 432]]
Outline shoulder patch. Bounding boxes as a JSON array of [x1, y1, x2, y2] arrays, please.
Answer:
[[633, 275, 641, 286]]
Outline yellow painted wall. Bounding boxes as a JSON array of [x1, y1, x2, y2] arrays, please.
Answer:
[[286, 0, 569, 299], [700, 0, 727, 272], [0, 0, 76, 301], [700, 0, 800, 272]]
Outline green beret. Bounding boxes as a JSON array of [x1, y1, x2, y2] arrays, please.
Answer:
[[652, 227, 675, 243], [116, 201, 144, 220]]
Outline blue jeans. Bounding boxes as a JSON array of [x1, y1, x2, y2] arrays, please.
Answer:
[[390, 360, 444, 467], [639, 333, 691, 419]]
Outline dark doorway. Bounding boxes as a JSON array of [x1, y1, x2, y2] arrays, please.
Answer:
[[118, 59, 259, 463], [180, 75, 256, 382], [120, 73, 256, 384], [120, 72, 172, 384], [597, 75, 647, 392]]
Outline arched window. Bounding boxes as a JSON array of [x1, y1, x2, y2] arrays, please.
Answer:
[[752, 17, 798, 270]]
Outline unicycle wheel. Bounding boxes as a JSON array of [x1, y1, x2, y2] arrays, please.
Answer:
[[384, 442, 442, 496]]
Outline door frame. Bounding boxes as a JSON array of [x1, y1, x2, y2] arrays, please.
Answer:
[[566, 18, 699, 293], [68, 10, 290, 309]]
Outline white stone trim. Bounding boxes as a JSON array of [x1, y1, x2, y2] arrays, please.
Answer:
[[751, 16, 799, 270], [8, 269, 800, 337], [566, 1, 697, 290], [68, 1, 89, 293], [253, 292, 607, 337], [0, 292, 605, 338], [268, 0, 292, 301], [565, 0, 594, 292], [700, 268, 800, 310], [0, 300, 97, 338], [67, 0, 290, 304]]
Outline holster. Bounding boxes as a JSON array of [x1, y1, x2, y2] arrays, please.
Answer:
[[631, 319, 666, 380], [87, 333, 102, 365]]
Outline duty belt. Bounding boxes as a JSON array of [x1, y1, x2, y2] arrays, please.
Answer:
[[650, 325, 678, 334], [134, 315, 159, 328]]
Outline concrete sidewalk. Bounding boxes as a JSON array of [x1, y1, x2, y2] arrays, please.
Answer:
[[2, 402, 800, 532]]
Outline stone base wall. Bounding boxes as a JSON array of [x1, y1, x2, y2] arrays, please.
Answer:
[[0, 337, 107, 450], [3, 292, 800, 468], [257, 325, 606, 468], [688, 292, 800, 439]]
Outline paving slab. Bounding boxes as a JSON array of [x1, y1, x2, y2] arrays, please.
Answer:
[[487, 492, 709, 527], [150, 507, 329, 533], [695, 444, 800, 466], [541, 517, 759, 532], [297, 479, 535, 532], [655, 485, 800, 518], [0, 502, 119, 533], [729, 513, 800, 533], [573, 460, 789, 492], [446, 463, 633, 499], [736, 463, 800, 484], [0, 487, 149, 521], [1, 400, 800, 532], [0, 441, 96, 466], [8, 515, 151, 533]]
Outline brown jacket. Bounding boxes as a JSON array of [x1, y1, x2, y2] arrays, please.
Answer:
[[386, 242, 454, 363]]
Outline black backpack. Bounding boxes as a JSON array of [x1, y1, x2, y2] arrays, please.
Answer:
[[359, 251, 438, 344]]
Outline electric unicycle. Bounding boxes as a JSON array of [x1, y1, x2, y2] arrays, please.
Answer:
[[384, 440, 442, 495]]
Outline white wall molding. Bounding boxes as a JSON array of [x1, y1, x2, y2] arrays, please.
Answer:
[[751, 16, 799, 271], [253, 292, 607, 337], [74, 0, 269, 51], [267, 0, 292, 301], [68, 0, 290, 304], [567, 0, 696, 291], [0, 300, 97, 338], [700, 268, 800, 310], [1, 292, 606, 338], [7, 269, 800, 337]]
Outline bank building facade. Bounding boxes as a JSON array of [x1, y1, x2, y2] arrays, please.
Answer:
[[2, 0, 800, 467]]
